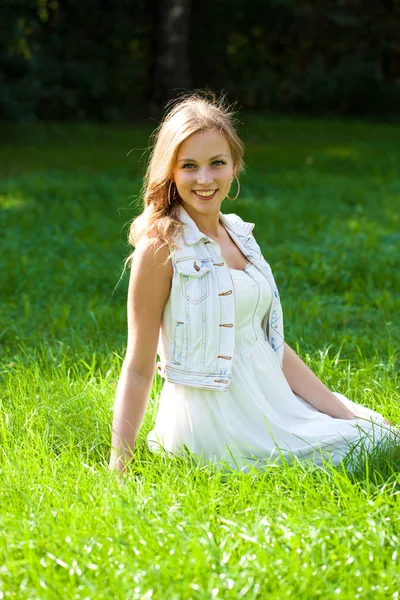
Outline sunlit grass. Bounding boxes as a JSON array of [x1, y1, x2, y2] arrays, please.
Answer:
[[1, 116, 400, 597]]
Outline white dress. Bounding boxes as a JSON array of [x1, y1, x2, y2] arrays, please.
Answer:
[[147, 263, 395, 472]]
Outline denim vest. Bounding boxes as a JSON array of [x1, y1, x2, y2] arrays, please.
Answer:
[[156, 204, 284, 392]]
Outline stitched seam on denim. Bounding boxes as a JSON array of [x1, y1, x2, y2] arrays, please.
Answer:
[[200, 287, 207, 371]]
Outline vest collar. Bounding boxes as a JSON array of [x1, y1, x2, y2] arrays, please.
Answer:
[[177, 203, 255, 246]]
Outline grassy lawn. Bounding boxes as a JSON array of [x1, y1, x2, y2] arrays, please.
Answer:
[[1, 116, 400, 598]]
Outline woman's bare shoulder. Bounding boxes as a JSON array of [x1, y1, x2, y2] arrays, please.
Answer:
[[134, 236, 172, 268], [130, 236, 173, 290]]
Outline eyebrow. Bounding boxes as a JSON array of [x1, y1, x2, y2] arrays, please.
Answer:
[[178, 154, 229, 162]]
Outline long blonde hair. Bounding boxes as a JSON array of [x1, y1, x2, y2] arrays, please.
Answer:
[[121, 90, 245, 278]]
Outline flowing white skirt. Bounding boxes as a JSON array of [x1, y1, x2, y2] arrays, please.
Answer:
[[148, 264, 397, 473], [148, 336, 396, 472]]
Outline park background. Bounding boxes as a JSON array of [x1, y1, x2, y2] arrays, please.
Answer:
[[1, 1, 400, 598], [2, 0, 400, 121]]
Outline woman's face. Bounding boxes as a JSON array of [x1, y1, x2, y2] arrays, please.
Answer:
[[171, 129, 235, 213]]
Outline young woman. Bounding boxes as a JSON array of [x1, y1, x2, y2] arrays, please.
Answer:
[[109, 93, 396, 475]]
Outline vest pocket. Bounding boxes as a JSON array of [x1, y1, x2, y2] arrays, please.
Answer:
[[175, 259, 210, 304], [172, 321, 184, 364]]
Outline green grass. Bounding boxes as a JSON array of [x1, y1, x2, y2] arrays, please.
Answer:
[[1, 116, 400, 598]]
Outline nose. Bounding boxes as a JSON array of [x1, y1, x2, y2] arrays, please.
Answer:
[[196, 167, 213, 185]]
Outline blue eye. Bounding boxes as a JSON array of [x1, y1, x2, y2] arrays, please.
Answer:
[[181, 160, 226, 169]]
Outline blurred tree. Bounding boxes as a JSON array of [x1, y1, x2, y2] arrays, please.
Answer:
[[150, 0, 192, 116]]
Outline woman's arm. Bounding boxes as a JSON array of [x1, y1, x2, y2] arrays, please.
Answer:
[[109, 238, 173, 474], [282, 342, 356, 420]]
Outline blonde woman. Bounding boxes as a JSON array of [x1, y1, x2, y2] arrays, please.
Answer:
[[109, 93, 396, 475]]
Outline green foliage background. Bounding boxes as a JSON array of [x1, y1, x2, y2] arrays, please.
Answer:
[[1, 0, 400, 122]]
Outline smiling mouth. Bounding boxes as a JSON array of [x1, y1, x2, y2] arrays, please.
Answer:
[[193, 189, 218, 199]]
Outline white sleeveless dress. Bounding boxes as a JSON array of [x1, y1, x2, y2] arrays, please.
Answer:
[[147, 263, 395, 472]]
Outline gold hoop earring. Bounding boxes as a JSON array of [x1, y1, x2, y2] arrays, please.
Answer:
[[226, 175, 240, 201]]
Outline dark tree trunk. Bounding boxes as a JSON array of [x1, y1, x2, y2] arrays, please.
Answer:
[[150, 0, 192, 117]]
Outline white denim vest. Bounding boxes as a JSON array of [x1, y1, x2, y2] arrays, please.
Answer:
[[156, 204, 284, 392]]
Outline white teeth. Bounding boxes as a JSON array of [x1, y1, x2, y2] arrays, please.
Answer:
[[195, 190, 216, 197]]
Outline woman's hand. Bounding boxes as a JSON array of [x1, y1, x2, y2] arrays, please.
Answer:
[[350, 413, 393, 427], [109, 463, 128, 488]]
